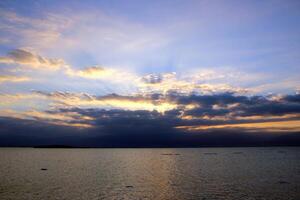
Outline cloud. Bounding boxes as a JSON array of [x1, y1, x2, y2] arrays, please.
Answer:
[[65, 65, 138, 84], [0, 47, 286, 97], [67, 66, 112, 79], [35, 91, 178, 112], [141, 74, 163, 84], [0, 49, 66, 70], [0, 75, 30, 84], [282, 94, 300, 103], [137, 72, 248, 95], [168, 93, 300, 122], [0, 109, 93, 128], [0, 49, 138, 88], [0, 93, 50, 109], [0, 91, 178, 114], [176, 120, 300, 133], [1, 91, 300, 130], [0, 92, 300, 147]]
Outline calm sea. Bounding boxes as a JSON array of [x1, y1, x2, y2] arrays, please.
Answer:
[[0, 147, 299, 200]]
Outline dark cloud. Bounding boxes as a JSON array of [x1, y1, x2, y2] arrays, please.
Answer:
[[1, 93, 300, 147], [168, 92, 249, 107], [0, 114, 299, 147], [235, 102, 300, 116], [282, 94, 300, 103], [0, 117, 87, 147], [168, 92, 300, 117], [185, 107, 229, 117]]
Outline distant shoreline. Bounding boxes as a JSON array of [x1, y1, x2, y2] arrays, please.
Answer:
[[0, 144, 299, 148]]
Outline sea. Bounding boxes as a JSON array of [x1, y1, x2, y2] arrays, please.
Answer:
[[0, 147, 299, 200]]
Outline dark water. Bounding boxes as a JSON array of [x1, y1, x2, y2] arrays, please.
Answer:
[[0, 147, 299, 200]]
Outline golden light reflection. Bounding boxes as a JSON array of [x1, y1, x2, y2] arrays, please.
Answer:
[[0, 92, 179, 113], [54, 98, 178, 113], [176, 120, 300, 132], [49, 121, 93, 128], [235, 114, 300, 120]]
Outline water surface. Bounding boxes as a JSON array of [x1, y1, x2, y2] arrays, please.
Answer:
[[0, 147, 299, 200]]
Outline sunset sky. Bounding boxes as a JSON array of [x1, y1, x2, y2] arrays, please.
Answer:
[[0, 0, 299, 147]]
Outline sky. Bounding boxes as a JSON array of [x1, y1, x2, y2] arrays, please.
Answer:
[[0, 0, 300, 147]]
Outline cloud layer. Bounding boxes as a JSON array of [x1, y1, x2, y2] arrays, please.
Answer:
[[0, 48, 299, 147], [1, 91, 299, 146]]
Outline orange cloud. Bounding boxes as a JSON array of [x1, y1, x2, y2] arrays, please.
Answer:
[[176, 120, 300, 133], [66, 66, 116, 79], [0, 75, 30, 84]]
